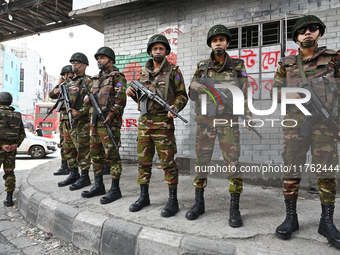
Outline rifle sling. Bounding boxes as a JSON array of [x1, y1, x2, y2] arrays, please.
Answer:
[[297, 54, 338, 117]]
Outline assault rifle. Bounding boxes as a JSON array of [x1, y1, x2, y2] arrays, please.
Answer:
[[198, 76, 263, 139], [299, 84, 340, 141], [82, 80, 118, 149], [130, 80, 188, 123], [43, 84, 73, 130]]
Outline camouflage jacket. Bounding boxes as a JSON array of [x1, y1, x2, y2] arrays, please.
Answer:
[[84, 66, 127, 128], [189, 52, 250, 126], [131, 58, 188, 130], [61, 73, 90, 122], [0, 105, 26, 147], [271, 46, 340, 128]]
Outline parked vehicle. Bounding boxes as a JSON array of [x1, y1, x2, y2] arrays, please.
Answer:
[[17, 129, 58, 158]]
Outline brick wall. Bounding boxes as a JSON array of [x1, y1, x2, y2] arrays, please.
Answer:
[[103, 0, 340, 165]]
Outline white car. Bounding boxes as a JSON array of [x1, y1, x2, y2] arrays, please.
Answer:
[[17, 129, 58, 158]]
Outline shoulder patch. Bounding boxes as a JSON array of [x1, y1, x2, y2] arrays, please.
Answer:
[[241, 70, 247, 77], [116, 82, 122, 88], [175, 74, 182, 81]]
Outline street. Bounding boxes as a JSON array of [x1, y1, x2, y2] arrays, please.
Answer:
[[0, 150, 96, 254]]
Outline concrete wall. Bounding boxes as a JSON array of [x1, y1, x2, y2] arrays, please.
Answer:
[[101, 0, 340, 165]]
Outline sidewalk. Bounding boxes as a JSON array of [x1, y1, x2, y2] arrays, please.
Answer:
[[17, 160, 340, 255]]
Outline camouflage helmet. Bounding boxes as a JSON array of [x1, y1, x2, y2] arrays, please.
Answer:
[[69, 52, 89, 66], [207, 24, 232, 47], [60, 65, 73, 75], [0, 91, 13, 105], [147, 34, 171, 56], [292, 15, 326, 42], [94, 47, 116, 64]]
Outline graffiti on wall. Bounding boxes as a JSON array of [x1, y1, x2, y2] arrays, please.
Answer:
[[228, 41, 299, 99], [159, 27, 183, 65]]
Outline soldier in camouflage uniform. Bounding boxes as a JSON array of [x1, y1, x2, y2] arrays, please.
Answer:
[[186, 25, 252, 227], [57, 53, 92, 191], [81, 47, 127, 204], [271, 15, 340, 248], [49, 65, 73, 175], [126, 34, 188, 217], [0, 92, 25, 207]]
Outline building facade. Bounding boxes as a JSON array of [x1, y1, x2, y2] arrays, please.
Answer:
[[71, 0, 340, 167], [12, 47, 45, 115], [1, 45, 21, 111]]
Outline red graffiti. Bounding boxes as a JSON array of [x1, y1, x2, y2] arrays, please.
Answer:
[[287, 49, 298, 56], [248, 75, 258, 94], [122, 119, 138, 130], [160, 28, 183, 35], [262, 79, 274, 92], [230, 55, 239, 59], [240, 50, 257, 68], [167, 52, 177, 65], [123, 62, 143, 82], [262, 51, 280, 70]]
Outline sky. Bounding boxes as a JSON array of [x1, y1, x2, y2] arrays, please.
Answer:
[[5, 24, 104, 78]]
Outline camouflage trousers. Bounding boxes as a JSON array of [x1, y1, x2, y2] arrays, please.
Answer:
[[63, 120, 91, 170], [59, 120, 66, 161], [0, 148, 16, 192], [137, 128, 178, 185], [90, 120, 122, 178], [281, 125, 338, 204], [194, 125, 243, 194]]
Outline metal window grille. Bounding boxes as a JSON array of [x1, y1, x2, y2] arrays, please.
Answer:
[[263, 21, 280, 45], [228, 27, 239, 49], [242, 25, 259, 47]]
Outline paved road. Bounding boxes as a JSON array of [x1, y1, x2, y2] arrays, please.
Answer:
[[0, 150, 97, 254]]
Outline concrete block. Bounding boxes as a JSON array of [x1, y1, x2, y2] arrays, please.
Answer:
[[101, 218, 142, 255], [180, 236, 235, 255], [26, 192, 46, 225], [18, 186, 37, 219], [136, 227, 183, 255], [53, 204, 79, 242], [36, 198, 58, 232], [73, 211, 108, 253]]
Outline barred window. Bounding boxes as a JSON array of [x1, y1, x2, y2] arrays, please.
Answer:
[[263, 21, 280, 45], [242, 25, 258, 47]]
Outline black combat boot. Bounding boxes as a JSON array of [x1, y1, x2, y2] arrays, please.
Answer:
[[58, 167, 80, 187], [69, 170, 91, 190], [318, 204, 340, 248], [3, 191, 14, 207], [129, 184, 150, 212], [161, 187, 179, 217], [185, 189, 205, 220], [276, 199, 299, 239], [53, 160, 70, 175], [229, 193, 243, 227], [103, 162, 110, 175], [81, 175, 106, 198], [100, 179, 122, 204]]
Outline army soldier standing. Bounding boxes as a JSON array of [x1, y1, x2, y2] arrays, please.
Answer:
[[81, 47, 127, 204], [186, 25, 251, 227], [0, 92, 25, 207], [57, 53, 92, 191], [49, 65, 73, 175], [126, 34, 188, 217], [271, 15, 340, 248]]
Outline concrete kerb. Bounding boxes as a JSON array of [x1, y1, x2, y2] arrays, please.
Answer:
[[18, 167, 236, 255]]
